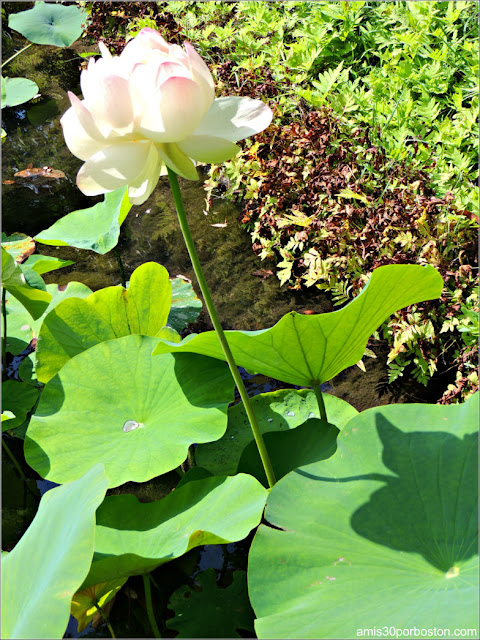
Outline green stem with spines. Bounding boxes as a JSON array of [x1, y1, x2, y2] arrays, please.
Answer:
[[93, 602, 116, 639], [167, 168, 276, 488], [2, 287, 7, 375]]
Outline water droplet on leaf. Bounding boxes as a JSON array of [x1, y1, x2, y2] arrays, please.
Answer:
[[123, 420, 143, 433], [286, 411, 295, 417]]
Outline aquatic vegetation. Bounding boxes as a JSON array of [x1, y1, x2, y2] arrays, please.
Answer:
[[1, 5, 478, 640]]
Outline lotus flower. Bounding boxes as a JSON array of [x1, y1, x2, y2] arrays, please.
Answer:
[[60, 29, 273, 205]]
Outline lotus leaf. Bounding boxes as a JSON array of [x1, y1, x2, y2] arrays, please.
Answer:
[[35, 262, 171, 383], [167, 276, 202, 332], [1, 232, 35, 262], [1, 464, 109, 640], [248, 395, 479, 639], [35, 186, 131, 254], [153, 264, 443, 386], [167, 569, 254, 637], [196, 389, 358, 476], [71, 578, 127, 633], [2, 248, 52, 320], [8, 2, 85, 47], [83, 473, 267, 587], [1, 381, 38, 432], [23, 254, 73, 275], [25, 335, 234, 486], [1, 76, 39, 108]]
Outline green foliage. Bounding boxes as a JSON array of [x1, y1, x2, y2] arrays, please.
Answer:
[[249, 394, 479, 638]]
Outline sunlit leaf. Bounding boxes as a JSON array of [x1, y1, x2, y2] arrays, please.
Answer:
[[35, 187, 131, 254], [153, 265, 443, 386], [36, 262, 171, 383], [1, 76, 39, 108], [83, 472, 267, 587], [1, 464, 109, 640], [249, 396, 479, 639], [71, 578, 127, 633], [26, 335, 234, 487]]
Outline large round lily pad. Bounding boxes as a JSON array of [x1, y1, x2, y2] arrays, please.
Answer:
[[196, 389, 358, 476], [248, 396, 479, 638], [83, 472, 267, 588], [25, 335, 234, 487], [8, 2, 85, 47]]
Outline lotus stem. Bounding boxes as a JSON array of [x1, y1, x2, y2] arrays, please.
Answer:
[[93, 601, 116, 638], [167, 168, 276, 488], [313, 385, 328, 423], [2, 287, 7, 375], [2, 438, 27, 482], [143, 574, 161, 638], [1, 43, 33, 68]]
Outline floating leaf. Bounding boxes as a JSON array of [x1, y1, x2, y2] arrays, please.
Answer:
[[196, 389, 358, 476], [23, 254, 73, 275], [14, 165, 65, 179], [168, 276, 202, 332], [84, 473, 267, 587], [36, 262, 171, 383], [1, 464, 109, 640], [1, 381, 38, 432], [35, 186, 131, 254], [1, 232, 35, 263], [153, 265, 443, 386], [25, 335, 234, 487], [71, 578, 127, 633], [167, 569, 254, 638], [8, 1, 85, 47], [1, 76, 39, 108], [248, 396, 479, 639]]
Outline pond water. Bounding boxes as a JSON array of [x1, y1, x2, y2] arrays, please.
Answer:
[[2, 30, 432, 639]]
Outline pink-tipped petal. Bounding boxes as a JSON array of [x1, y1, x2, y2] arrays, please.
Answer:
[[184, 41, 214, 100], [76, 141, 154, 196], [177, 135, 240, 164], [156, 143, 198, 180], [193, 97, 273, 142], [139, 76, 211, 143]]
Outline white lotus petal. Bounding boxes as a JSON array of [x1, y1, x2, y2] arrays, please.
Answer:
[[84, 74, 135, 137], [98, 41, 112, 60], [77, 141, 154, 196], [185, 41, 214, 101], [193, 97, 273, 142], [60, 100, 105, 162], [127, 145, 163, 205], [178, 135, 240, 163], [139, 76, 211, 143], [157, 143, 198, 180], [120, 28, 170, 63]]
